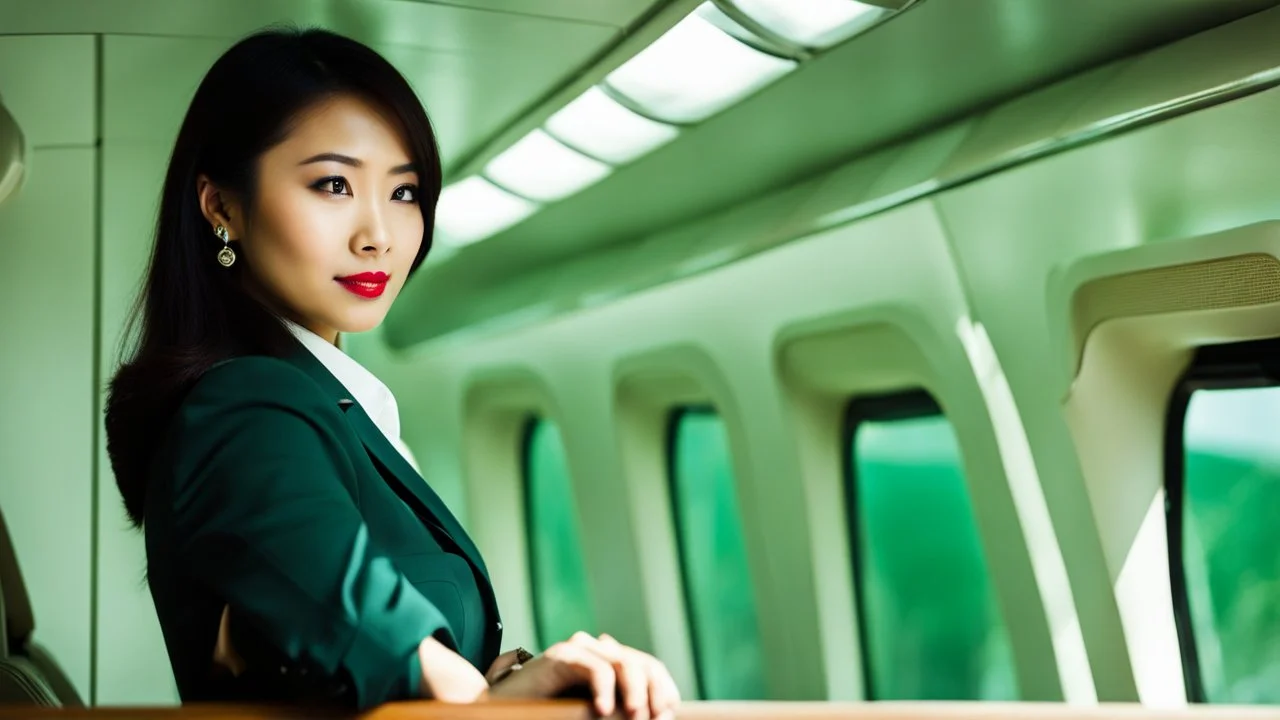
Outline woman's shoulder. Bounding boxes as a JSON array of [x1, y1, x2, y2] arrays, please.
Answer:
[[181, 354, 335, 416], [156, 354, 352, 480]]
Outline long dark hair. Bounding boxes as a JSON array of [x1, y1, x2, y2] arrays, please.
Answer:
[[105, 26, 441, 527]]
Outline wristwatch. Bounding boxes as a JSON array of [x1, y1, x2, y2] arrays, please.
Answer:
[[492, 647, 535, 685]]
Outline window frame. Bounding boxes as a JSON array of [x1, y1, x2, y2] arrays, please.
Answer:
[[841, 388, 943, 700], [519, 415, 550, 648], [1163, 337, 1280, 704], [520, 414, 595, 649]]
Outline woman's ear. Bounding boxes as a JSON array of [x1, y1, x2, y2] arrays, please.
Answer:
[[196, 174, 245, 241]]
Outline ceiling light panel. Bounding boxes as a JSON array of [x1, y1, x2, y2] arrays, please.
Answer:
[[695, 4, 788, 56], [730, 0, 887, 49], [484, 128, 613, 203], [605, 3, 797, 124], [546, 86, 681, 165], [434, 176, 538, 246]]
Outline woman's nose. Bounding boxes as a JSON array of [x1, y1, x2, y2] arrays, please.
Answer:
[[354, 207, 392, 255]]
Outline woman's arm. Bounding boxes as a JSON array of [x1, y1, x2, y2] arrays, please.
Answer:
[[170, 358, 674, 714], [167, 357, 457, 709]]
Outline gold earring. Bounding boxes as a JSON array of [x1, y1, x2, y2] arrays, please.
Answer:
[[215, 225, 236, 267]]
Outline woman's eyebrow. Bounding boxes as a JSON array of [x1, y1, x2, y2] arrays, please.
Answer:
[[299, 152, 360, 167], [299, 152, 416, 175]]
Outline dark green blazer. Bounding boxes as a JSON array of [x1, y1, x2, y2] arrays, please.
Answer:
[[143, 344, 501, 709]]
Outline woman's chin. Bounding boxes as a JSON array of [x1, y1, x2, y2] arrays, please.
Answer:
[[334, 309, 388, 337], [337, 320, 384, 337]]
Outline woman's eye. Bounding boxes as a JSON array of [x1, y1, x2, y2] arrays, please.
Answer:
[[313, 177, 350, 196], [393, 185, 418, 203]]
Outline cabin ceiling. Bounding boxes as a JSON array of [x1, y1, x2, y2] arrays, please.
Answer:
[[4, 0, 1279, 348], [0, 0, 673, 168], [398, 0, 666, 26], [395, 0, 1280, 348]]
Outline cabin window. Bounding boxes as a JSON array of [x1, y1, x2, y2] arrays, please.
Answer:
[[845, 390, 1017, 700], [667, 407, 766, 699], [1167, 339, 1280, 704], [522, 417, 596, 648]]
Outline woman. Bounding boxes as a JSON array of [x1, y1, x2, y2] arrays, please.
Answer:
[[104, 26, 679, 718]]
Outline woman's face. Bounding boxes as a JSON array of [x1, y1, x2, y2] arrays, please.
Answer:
[[224, 94, 424, 343]]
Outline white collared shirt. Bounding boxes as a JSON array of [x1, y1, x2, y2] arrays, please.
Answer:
[[283, 320, 422, 473]]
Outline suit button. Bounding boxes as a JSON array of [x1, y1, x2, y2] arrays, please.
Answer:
[[496, 622, 503, 631]]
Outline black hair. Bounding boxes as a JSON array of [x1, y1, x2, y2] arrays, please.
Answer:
[[104, 26, 441, 526]]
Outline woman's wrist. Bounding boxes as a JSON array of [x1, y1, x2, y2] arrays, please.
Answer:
[[417, 636, 489, 703]]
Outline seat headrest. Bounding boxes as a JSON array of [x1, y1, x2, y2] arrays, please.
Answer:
[[0, 508, 34, 653]]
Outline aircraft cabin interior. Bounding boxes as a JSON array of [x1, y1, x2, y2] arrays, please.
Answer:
[[2, 0, 1280, 718]]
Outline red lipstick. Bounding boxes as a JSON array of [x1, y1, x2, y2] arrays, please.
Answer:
[[336, 271, 389, 299]]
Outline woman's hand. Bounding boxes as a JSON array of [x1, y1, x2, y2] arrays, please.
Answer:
[[488, 632, 681, 719]]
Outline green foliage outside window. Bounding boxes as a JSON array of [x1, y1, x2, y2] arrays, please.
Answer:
[[524, 418, 596, 648], [1179, 387, 1280, 704], [849, 398, 1018, 700], [669, 409, 766, 699]]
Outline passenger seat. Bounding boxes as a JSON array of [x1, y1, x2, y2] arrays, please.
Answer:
[[0, 508, 83, 706]]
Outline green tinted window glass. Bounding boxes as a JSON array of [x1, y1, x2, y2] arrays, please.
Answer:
[[669, 409, 766, 699], [849, 396, 1018, 700], [524, 418, 596, 648], [1180, 387, 1280, 703]]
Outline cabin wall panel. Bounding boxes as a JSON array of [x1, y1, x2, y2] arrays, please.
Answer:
[[91, 33, 223, 705], [774, 309, 1068, 702], [456, 370, 554, 656], [102, 35, 229, 144], [0, 147, 96, 704], [0, 35, 96, 147], [94, 141, 179, 706], [608, 347, 728, 700], [0, 34, 98, 704], [933, 83, 1280, 705], [354, 22, 1280, 710], [509, 361, 655, 651], [363, 202, 1067, 700]]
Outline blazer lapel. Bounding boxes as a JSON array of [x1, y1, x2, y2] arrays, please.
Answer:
[[345, 405, 491, 580], [281, 346, 491, 582]]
